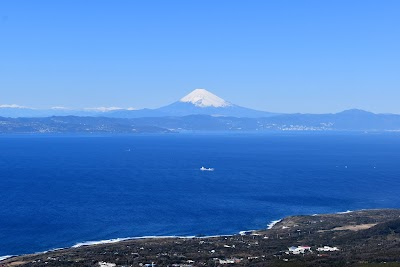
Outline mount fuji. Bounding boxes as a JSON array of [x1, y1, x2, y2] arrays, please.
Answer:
[[180, 88, 233, 108], [3, 90, 400, 131], [109, 89, 275, 118], [0, 89, 274, 118]]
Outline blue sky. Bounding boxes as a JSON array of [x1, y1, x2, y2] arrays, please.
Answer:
[[1, 0, 399, 113]]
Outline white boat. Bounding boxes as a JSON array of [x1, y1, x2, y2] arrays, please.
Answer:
[[200, 166, 214, 171]]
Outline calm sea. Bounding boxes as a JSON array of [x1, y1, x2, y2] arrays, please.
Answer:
[[1, 133, 400, 256]]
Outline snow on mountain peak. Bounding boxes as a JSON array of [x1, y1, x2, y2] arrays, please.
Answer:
[[0, 104, 28, 109], [84, 107, 137, 112], [179, 89, 232, 108]]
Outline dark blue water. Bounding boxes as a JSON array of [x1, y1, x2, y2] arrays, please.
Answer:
[[1, 133, 400, 256]]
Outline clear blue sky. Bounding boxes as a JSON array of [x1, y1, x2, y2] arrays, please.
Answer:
[[1, 0, 399, 113]]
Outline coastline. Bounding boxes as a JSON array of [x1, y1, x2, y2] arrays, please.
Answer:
[[0, 209, 357, 262], [2, 208, 400, 266], [0, 256, 12, 262]]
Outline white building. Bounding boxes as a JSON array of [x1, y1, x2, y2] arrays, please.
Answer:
[[317, 246, 339, 252], [218, 258, 242, 264], [98, 262, 116, 267], [288, 246, 312, 254]]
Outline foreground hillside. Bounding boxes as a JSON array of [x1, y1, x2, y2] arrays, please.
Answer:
[[2, 209, 400, 266]]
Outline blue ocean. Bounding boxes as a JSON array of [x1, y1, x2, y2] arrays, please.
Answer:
[[1, 133, 400, 257]]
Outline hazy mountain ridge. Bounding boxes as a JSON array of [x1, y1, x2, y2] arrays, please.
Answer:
[[2, 90, 400, 132], [0, 89, 275, 118], [0, 107, 116, 118], [115, 111, 400, 131], [0, 116, 172, 133], [2, 110, 400, 133]]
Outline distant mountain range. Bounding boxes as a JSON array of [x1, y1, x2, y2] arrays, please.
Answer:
[[0, 89, 275, 118], [1, 89, 400, 133], [2, 109, 400, 133]]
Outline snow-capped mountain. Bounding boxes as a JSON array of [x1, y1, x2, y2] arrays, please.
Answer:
[[179, 89, 232, 108], [106, 88, 275, 118], [149, 89, 274, 118], [0, 89, 275, 118]]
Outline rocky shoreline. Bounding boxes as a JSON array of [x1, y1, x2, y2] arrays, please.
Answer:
[[2, 209, 400, 267]]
